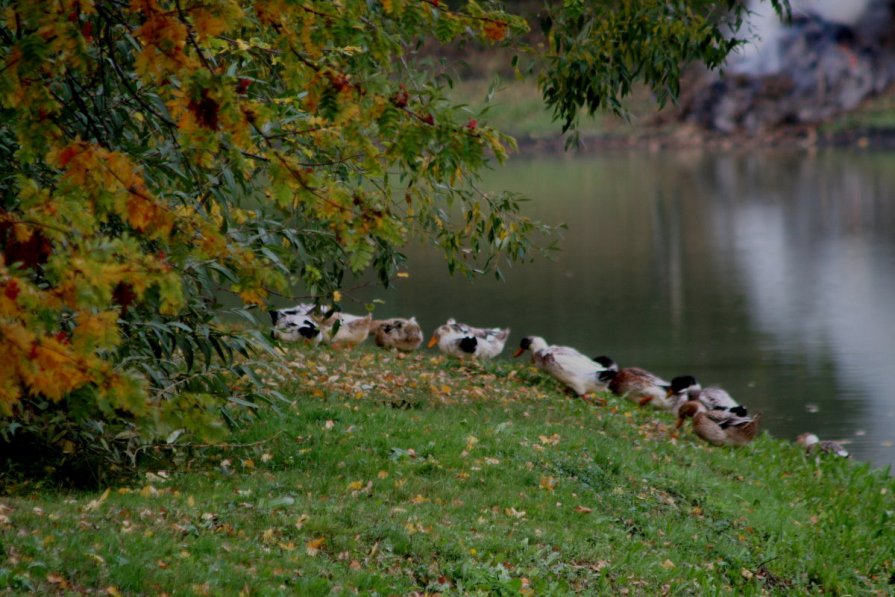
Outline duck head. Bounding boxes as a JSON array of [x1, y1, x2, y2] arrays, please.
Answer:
[[667, 375, 699, 399], [513, 336, 547, 357]]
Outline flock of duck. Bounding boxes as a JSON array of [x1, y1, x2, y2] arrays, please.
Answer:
[[270, 305, 848, 456]]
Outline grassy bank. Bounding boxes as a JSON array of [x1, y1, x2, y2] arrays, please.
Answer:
[[452, 77, 895, 151], [2, 346, 894, 595]]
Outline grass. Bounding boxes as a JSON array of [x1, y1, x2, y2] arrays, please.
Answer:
[[449, 76, 895, 148], [2, 346, 894, 595], [448, 78, 654, 141]]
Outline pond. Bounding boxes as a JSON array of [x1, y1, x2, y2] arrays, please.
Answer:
[[335, 148, 895, 470]]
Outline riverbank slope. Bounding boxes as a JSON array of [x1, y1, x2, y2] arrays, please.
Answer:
[[2, 346, 892, 594]]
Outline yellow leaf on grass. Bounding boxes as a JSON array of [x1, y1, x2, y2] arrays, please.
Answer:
[[84, 488, 111, 511], [540, 476, 557, 491], [575, 505, 593, 514], [306, 536, 325, 556], [347, 480, 364, 491]]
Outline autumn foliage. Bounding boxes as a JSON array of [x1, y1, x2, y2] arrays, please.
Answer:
[[0, 0, 533, 479], [0, 0, 771, 480]]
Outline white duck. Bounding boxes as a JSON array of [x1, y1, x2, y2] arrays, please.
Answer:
[[514, 336, 610, 397], [427, 319, 510, 360], [269, 309, 322, 345]]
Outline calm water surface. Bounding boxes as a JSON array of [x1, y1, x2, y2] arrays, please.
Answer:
[[353, 149, 895, 469]]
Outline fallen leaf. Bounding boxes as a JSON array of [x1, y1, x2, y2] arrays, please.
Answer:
[[575, 505, 593, 514], [505, 507, 526, 518], [85, 488, 111, 511], [539, 434, 561, 446], [306, 536, 325, 556], [660, 559, 676, 569], [540, 476, 557, 491]]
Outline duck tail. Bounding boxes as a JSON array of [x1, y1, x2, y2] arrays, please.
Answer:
[[741, 413, 762, 439]]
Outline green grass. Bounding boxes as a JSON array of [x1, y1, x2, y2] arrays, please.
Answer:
[[450, 76, 895, 147], [2, 346, 894, 595], [449, 78, 648, 140]]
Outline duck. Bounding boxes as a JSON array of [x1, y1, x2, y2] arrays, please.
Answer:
[[592, 356, 676, 409], [318, 311, 373, 347], [514, 336, 610, 398], [269, 309, 322, 345], [676, 400, 761, 447], [427, 319, 510, 360], [796, 433, 849, 458], [666, 375, 748, 417], [371, 317, 424, 352]]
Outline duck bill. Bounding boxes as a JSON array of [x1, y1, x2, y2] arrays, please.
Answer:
[[426, 335, 438, 349], [512, 347, 526, 358], [674, 417, 685, 430]]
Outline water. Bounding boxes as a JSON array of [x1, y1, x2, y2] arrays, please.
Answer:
[[338, 149, 895, 469]]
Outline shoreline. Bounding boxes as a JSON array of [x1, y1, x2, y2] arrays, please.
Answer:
[[513, 124, 895, 155]]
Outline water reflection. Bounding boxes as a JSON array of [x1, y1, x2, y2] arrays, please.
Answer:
[[353, 150, 895, 469]]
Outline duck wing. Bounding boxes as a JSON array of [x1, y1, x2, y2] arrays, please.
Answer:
[[697, 386, 742, 412]]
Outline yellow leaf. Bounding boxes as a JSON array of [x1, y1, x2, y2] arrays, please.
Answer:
[[575, 505, 593, 514], [661, 559, 676, 569], [540, 476, 557, 491], [306, 536, 325, 556], [193, 9, 227, 40], [396, 271, 410, 278], [410, 494, 429, 504], [347, 480, 364, 491], [84, 488, 111, 511]]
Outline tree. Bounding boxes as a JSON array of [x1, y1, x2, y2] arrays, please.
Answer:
[[0, 0, 784, 481]]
